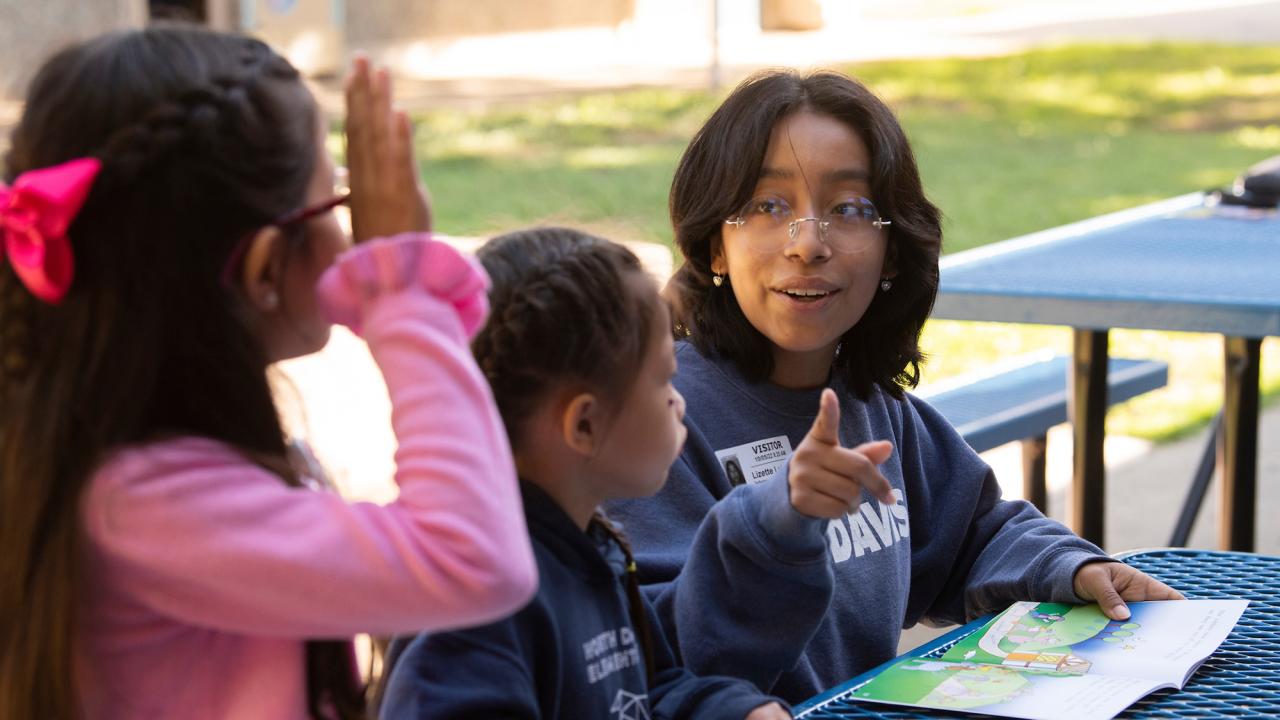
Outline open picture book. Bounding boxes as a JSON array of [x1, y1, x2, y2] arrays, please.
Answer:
[[846, 599, 1248, 720]]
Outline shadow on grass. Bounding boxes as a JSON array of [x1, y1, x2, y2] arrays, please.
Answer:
[[423, 149, 684, 244], [852, 42, 1280, 132]]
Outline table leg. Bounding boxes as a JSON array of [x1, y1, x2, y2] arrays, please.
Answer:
[[1021, 435, 1049, 514], [1168, 413, 1221, 547], [1220, 336, 1261, 552], [1070, 329, 1109, 547]]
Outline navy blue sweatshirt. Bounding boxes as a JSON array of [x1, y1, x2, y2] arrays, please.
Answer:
[[604, 342, 1109, 703], [379, 481, 784, 719]]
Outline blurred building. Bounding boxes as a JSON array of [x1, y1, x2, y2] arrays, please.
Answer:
[[0, 0, 145, 99], [1, 0, 830, 98]]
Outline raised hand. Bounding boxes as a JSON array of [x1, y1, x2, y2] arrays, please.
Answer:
[[1073, 561, 1185, 620], [344, 55, 432, 243], [788, 388, 896, 519]]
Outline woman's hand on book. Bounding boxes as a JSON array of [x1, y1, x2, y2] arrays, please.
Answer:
[[745, 701, 791, 720], [1073, 560, 1185, 620]]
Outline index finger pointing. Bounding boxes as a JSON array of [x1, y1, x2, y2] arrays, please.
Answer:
[[807, 388, 842, 446]]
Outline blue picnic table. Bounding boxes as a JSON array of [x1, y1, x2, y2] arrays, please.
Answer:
[[931, 194, 1279, 550]]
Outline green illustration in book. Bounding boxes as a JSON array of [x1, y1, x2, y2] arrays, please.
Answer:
[[834, 599, 1246, 720], [940, 602, 1139, 675], [855, 602, 1143, 709], [858, 660, 1033, 711]]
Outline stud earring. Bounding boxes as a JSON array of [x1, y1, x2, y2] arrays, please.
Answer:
[[879, 279, 892, 292], [712, 274, 725, 288], [262, 290, 280, 310]]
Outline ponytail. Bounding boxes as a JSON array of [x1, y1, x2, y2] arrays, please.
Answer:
[[590, 512, 658, 687]]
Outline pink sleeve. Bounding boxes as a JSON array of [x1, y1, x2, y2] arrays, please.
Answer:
[[83, 233, 536, 637]]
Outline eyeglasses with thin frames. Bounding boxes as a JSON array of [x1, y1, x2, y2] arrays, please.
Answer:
[[220, 190, 351, 288], [724, 195, 890, 255]]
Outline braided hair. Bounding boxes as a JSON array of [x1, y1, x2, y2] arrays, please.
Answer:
[[0, 26, 360, 719], [472, 227, 663, 685], [589, 512, 658, 685]]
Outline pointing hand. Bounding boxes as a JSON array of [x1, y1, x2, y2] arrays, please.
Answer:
[[787, 388, 895, 519]]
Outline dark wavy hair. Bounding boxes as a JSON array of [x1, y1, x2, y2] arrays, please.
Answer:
[[666, 70, 943, 399], [471, 226, 661, 683], [0, 26, 361, 719]]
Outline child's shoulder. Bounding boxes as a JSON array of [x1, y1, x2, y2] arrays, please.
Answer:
[[83, 437, 280, 545], [90, 436, 270, 497], [98, 435, 244, 470]]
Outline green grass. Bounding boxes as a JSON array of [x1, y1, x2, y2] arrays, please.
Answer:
[[349, 42, 1280, 441], [860, 43, 1280, 252], [407, 89, 713, 242]]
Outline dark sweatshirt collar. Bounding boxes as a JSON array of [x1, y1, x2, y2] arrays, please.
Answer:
[[675, 340, 846, 419], [519, 480, 623, 583]]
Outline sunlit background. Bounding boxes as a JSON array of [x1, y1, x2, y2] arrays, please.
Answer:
[[2, 0, 1276, 556]]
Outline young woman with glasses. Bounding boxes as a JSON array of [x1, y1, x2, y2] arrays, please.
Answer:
[[604, 69, 1181, 704]]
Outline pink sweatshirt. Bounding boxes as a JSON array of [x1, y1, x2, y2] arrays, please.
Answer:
[[76, 235, 537, 719]]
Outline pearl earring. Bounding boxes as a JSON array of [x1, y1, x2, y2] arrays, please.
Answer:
[[712, 274, 724, 288], [880, 279, 892, 292], [262, 290, 280, 310]]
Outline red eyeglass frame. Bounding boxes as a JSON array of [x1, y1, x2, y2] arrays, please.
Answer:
[[220, 190, 351, 288]]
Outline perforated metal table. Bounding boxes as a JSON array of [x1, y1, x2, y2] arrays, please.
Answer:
[[795, 549, 1280, 718], [932, 195, 1280, 550]]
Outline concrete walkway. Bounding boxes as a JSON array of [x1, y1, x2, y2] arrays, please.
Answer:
[[6, 2, 1280, 130], [302, 0, 1280, 115]]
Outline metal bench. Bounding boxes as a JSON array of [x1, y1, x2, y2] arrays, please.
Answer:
[[920, 353, 1168, 513]]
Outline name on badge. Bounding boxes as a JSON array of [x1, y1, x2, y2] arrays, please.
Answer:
[[714, 435, 794, 486]]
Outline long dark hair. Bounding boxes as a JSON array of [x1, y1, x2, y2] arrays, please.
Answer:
[[471, 227, 660, 684], [0, 26, 361, 719], [667, 70, 943, 399]]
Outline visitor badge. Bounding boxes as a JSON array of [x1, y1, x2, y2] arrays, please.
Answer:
[[714, 435, 793, 487]]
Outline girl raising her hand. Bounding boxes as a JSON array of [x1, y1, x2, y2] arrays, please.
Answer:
[[0, 26, 534, 719]]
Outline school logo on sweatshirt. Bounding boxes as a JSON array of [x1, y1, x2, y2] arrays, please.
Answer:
[[582, 626, 642, 684], [716, 436, 910, 564], [610, 689, 651, 720], [827, 488, 910, 564]]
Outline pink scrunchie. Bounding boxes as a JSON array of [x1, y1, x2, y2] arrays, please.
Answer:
[[317, 233, 489, 338]]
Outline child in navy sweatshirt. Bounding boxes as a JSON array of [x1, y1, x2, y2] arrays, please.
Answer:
[[604, 70, 1183, 703], [378, 228, 790, 719]]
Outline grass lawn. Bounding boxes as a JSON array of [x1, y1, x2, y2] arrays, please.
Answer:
[[369, 42, 1280, 441]]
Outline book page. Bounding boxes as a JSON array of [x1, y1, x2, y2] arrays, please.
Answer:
[[939, 600, 1247, 685], [843, 599, 1248, 720], [849, 658, 1161, 720]]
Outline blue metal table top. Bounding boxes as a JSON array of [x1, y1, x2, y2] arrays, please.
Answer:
[[934, 194, 1280, 338], [795, 549, 1280, 718]]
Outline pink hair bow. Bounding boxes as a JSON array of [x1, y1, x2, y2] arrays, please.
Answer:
[[0, 157, 101, 304]]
